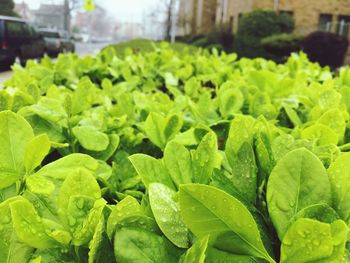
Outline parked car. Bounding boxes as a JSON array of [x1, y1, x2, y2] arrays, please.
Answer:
[[59, 31, 75, 53], [38, 29, 62, 57], [0, 15, 45, 68], [38, 29, 75, 57]]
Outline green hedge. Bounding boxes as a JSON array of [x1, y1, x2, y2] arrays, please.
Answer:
[[235, 10, 294, 59], [0, 44, 350, 262]]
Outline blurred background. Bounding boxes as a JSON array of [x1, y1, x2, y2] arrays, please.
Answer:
[[0, 0, 349, 74]]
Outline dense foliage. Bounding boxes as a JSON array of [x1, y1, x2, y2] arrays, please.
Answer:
[[235, 10, 294, 59], [0, 0, 18, 17], [301, 31, 349, 69], [1, 45, 350, 262], [178, 24, 234, 53], [261, 33, 303, 61]]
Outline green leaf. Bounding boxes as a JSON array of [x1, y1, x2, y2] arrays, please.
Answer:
[[179, 184, 275, 263], [20, 97, 68, 122], [149, 183, 189, 248], [192, 132, 220, 184], [89, 134, 120, 161], [129, 154, 175, 190], [226, 142, 257, 204], [0, 111, 34, 189], [58, 169, 101, 228], [72, 126, 109, 152], [144, 112, 182, 149], [88, 216, 115, 263], [280, 218, 348, 263], [24, 134, 51, 174], [107, 196, 144, 240], [35, 153, 99, 180], [267, 148, 332, 239], [181, 236, 209, 263], [218, 86, 244, 117], [301, 124, 338, 146], [205, 247, 258, 263], [114, 227, 178, 263], [71, 77, 97, 114], [71, 198, 106, 246], [10, 198, 55, 249], [163, 141, 192, 188], [0, 197, 33, 263], [328, 153, 350, 222]]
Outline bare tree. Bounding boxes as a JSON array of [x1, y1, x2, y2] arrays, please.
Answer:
[[147, 0, 178, 41]]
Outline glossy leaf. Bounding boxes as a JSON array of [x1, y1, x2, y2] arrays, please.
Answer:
[[149, 183, 189, 248], [179, 184, 275, 263], [267, 148, 332, 239]]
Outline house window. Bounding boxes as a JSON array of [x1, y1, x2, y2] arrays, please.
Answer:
[[319, 14, 332, 32], [337, 15, 350, 38]]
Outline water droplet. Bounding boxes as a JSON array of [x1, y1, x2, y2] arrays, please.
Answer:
[[297, 230, 306, 238]]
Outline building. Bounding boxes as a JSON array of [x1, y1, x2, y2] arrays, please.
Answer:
[[178, 0, 350, 62], [34, 4, 65, 30], [15, 2, 34, 21], [177, 0, 217, 35], [219, 0, 350, 36]]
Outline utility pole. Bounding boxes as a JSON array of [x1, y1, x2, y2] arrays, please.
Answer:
[[63, 0, 70, 32]]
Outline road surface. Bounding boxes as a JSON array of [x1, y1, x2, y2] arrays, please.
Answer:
[[0, 42, 112, 87]]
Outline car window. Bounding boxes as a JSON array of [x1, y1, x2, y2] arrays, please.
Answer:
[[29, 26, 38, 37], [21, 23, 31, 37], [6, 21, 23, 37]]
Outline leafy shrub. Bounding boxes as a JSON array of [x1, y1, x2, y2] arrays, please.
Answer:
[[235, 10, 294, 59], [301, 31, 349, 69], [178, 23, 234, 53], [106, 38, 197, 56], [0, 45, 350, 262], [261, 33, 303, 60]]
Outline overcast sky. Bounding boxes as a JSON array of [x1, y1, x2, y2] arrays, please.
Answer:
[[14, 0, 159, 22]]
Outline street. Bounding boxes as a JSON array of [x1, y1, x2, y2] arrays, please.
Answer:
[[0, 42, 112, 87]]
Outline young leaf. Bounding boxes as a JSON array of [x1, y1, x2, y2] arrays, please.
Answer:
[[0, 111, 34, 189], [144, 112, 182, 149], [10, 198, 56, 249], [205, 247, 258, 263], [88, 217, 115, 263], [114, 227, 178, 263], [107, 196, 144, 240], [0, 197, 33, 263], [328, 153, 350, 222], [34, 153, 99, 180], [192, 132, 219, 184], [58, 169, 101, 228], [72, 126, 110, 152], [163, 141, 192, 188], [181, 236, 209, 263], [129, 154, 175, 190], [24, 134, 51, 174], [267, 148, 332, 239], [149, 183, 189, 248], [280, 219, 348, 263], [179, 184, 275, 263]]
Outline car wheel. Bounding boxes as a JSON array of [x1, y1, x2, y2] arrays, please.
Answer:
[[62, 48, 68, 54]]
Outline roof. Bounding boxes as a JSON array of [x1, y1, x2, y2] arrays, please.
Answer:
[[0, 15, 26, 23]]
